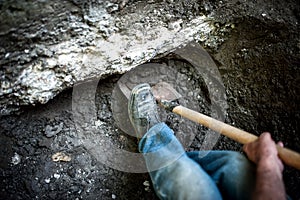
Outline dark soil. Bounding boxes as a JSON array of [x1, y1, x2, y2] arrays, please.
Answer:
[[1, 0, 300, 200]]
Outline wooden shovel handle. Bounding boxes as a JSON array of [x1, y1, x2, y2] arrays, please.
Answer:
[[173, 105, 300, 170]]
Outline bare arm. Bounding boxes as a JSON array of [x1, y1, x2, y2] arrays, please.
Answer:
[[243, 132, 286, 200]]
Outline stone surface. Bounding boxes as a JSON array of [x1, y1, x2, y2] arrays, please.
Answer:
[[0, 0, 220, 114]]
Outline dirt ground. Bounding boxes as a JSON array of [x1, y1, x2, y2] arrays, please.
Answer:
[[1, 0, 300, 200]]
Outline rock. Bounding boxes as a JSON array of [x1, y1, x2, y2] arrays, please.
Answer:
[[44, 122, 64, 138], [0, 0, 219, 115], [53, 173, 60, 179], [51, 152, 71, 162], [11, 152, 21, 165], [44, 178, 51, 184]]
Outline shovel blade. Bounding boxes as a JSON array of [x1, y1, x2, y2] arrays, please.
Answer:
[[151, 81, 182, 101]]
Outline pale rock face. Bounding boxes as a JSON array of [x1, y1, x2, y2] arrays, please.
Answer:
[[0, 0, 230, 114]]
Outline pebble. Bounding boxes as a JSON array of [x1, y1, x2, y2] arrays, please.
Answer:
[[11, 152, 21, 165], [45, 178, 51, 183], [45, 122, 64, 137], [143, 180, 150, 192], [53, 173, 60, 179], [112, 194, 116, 199], [52, 152, 71, 162], [143, 180, 150, 187]]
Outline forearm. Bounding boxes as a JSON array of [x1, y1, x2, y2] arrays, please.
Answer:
[[254, 158, 286, 200]]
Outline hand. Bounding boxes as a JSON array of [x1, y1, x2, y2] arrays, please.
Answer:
[[244, 132, 286, 199], [243, 132, 284, 173]]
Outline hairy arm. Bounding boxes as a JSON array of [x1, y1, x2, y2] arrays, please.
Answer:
[[243, 132, 286, 200]]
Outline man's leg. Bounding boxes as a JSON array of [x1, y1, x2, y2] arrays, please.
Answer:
[[139, 123, 222, 200], [128, 83, 221, 199], [187, 151, 256, 200]]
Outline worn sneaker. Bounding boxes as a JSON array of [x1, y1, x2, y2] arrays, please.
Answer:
[[128, 83, 161, 138]]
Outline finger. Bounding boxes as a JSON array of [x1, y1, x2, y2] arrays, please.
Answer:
[[277, 141, 284, 147], [261, 132, 271, 140], [243, 142, 256, 161], [261, 132, 277, 148], [242, 144, 248, 153], [243, 142, 254, 152]]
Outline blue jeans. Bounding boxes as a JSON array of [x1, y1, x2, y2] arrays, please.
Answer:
[[139, 123, 256, 200]]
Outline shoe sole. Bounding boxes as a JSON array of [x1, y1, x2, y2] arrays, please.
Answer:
[[128, 83, 151, 121], [128, 83, 152, 137]]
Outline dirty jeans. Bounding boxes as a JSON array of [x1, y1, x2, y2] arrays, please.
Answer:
[[139, 123, 256, 200]]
